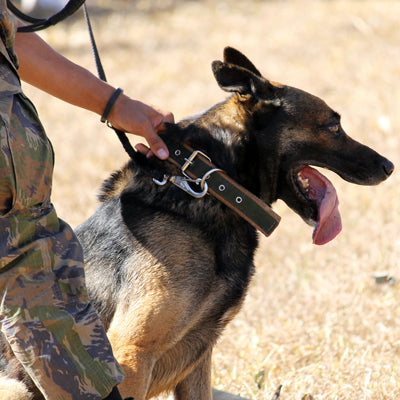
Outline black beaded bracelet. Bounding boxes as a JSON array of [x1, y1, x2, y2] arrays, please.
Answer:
[[100, 88, 123, 123]]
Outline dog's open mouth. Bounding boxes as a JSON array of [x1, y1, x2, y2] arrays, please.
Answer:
[[296, 166, 342, 245]]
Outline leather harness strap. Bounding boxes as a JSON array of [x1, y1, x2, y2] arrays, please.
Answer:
[[161, 137, 281, 237]]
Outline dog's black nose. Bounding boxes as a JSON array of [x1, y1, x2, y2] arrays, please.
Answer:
[[382, 158, 394, 177]]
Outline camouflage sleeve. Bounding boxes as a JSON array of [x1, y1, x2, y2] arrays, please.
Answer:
[[0, 0, 19, 69]]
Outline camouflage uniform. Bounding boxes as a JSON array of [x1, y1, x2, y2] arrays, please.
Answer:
[[0, 3, 125, 399]]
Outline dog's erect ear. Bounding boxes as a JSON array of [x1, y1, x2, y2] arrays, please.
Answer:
[[212, 60, 279, 105], [223, 47, 262, 77], [212, 61, 256, 94]]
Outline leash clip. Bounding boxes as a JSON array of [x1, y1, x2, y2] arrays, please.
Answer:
[[153, 150, 221, 199], [170, 176, 208, 198], [153, 175, 208, 199]]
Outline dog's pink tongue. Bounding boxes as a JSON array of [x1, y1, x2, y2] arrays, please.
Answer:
[[299, 166, 342, 245]]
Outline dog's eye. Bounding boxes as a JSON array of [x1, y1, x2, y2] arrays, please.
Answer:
[[328, 124, 340, 134]]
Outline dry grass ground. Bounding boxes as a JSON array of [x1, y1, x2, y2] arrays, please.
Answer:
[[22, 0, 399, 398]]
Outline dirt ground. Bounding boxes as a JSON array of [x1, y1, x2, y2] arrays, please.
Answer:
[[21, 0, 400, 399]]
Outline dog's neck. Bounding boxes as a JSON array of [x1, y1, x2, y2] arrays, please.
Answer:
[[179, 94, 279, 206]]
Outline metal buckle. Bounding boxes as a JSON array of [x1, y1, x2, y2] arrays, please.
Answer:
[[181, 150, 211, 177], [199, 168, 222, 189]]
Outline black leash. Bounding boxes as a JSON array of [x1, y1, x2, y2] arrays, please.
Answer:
[[7, 0, 86, 32], [81, 3, 138, 160]]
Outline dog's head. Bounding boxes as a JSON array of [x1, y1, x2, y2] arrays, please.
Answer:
[[210, 47, 394, 244]]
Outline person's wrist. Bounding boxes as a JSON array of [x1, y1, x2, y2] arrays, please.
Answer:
[[100, 88, 124, 123]]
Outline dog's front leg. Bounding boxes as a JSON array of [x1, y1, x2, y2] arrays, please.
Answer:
[[174, 348, 212, 400], [106, 308, 159, 400], [107, 333, 156, 400]]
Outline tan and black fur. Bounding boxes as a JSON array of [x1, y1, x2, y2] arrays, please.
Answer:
[[0, 47, 394, 400]]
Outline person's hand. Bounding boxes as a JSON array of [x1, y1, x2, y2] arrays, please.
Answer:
[[107, 94, 174, 160]]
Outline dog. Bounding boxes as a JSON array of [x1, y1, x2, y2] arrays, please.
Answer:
[[0, 47, 394, 400]]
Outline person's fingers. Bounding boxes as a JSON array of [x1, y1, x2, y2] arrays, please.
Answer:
[[146, 150, 155, 159], [107, 96, 172, 160], [152, 115, 174, 136], [151, 141, 169, 160], [144, 124, 169, 160], [163, 111, 175, 125], [135, 143, 151, 157]]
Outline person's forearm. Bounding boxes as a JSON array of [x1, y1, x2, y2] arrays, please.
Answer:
[[14, 30, 115, 116], [13, 25, 173, 160]]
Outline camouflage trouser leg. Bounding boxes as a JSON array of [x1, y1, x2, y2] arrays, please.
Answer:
[[0, 92, 125, 399]]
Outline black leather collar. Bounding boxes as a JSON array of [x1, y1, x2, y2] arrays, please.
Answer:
[[156, 137, 281, 237]]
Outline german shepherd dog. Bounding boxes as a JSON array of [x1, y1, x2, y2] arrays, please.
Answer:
[[0, 47, 394, 400]]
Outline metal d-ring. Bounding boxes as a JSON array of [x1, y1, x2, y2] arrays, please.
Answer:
[[200, 168, 223, 189]]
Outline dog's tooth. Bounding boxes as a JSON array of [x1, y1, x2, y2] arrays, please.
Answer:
[[297, 174, 310, 189]]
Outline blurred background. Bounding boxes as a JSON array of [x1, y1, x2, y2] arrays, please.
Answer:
[[15, 0, 400, 398]]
